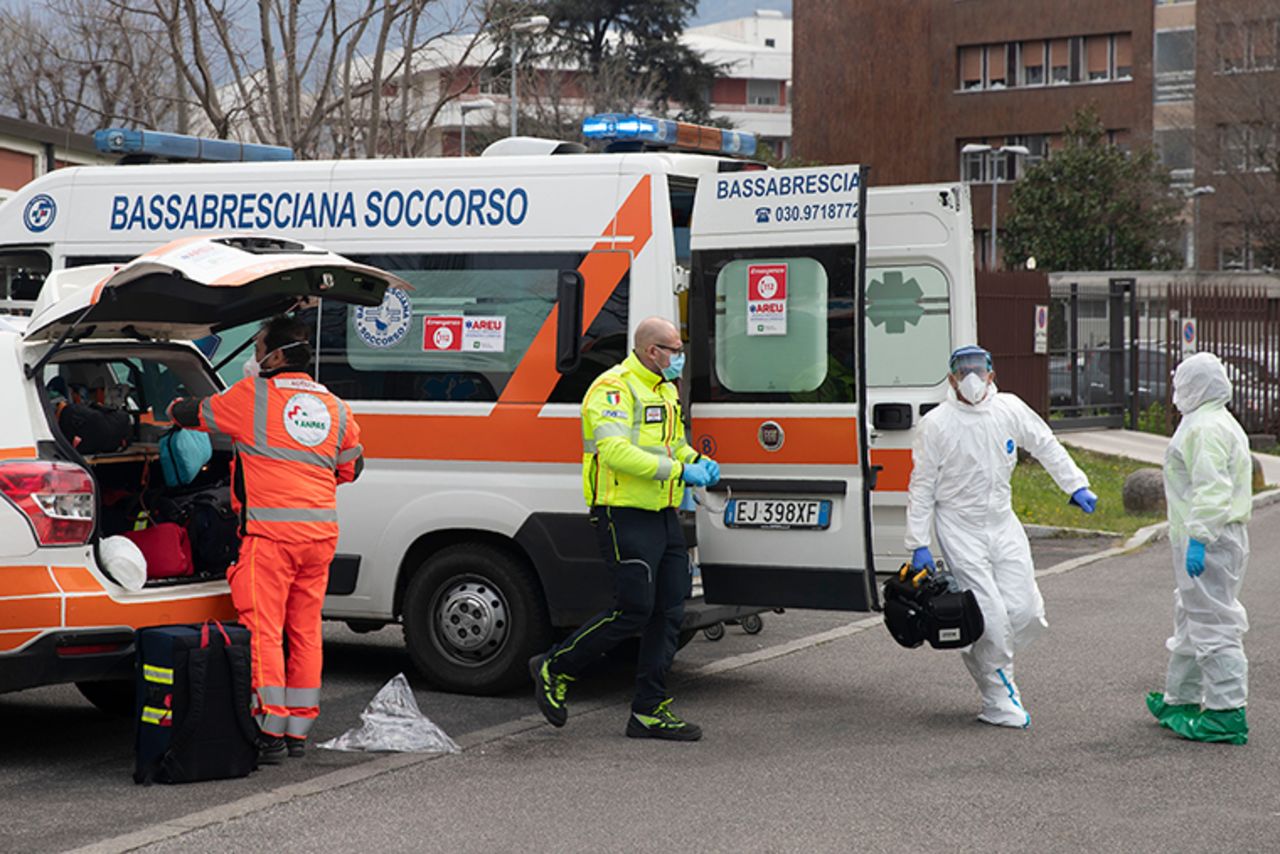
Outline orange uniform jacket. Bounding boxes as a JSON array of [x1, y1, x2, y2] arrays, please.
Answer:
[[192, 373, 362, 541]]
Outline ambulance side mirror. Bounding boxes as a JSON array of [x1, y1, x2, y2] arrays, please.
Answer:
[[556, 270, 584, 374]]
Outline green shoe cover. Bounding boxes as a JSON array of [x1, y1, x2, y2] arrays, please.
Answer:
[[1146, 691, 1199, 724], [1164, 707, 1248, 745]]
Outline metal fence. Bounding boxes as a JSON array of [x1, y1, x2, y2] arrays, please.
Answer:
[[1165, 283, 1280, 436], [1048, 275, 1280, 436]]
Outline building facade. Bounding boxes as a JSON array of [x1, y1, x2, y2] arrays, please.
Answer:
[[795, 0, 1153, 270]]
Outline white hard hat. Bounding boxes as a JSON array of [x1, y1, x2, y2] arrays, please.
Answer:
[[99, 535, 147, 591]]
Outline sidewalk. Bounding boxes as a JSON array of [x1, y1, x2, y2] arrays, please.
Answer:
[[1059, 427, 1280, 486]]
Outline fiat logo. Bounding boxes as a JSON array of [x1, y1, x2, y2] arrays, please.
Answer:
[[758, 420, 785, 452]]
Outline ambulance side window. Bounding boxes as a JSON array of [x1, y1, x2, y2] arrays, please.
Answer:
[[865, 265, 952, 387], [316, 252, 587, 403], [0, 248, 50, 302], [691, 245, 856, 404]]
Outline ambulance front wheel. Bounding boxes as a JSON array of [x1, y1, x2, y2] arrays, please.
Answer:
[[403, 543, 552, 695]]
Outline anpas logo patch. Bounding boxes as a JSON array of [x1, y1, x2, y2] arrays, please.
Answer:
[[283, 393, 332, 447]]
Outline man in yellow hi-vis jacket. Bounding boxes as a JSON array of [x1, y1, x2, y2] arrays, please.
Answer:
[[530, 316, 720, 741]]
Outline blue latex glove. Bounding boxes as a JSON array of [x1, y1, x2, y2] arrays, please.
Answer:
[[702, 457, 721, 486], [680, 461, 712, 487], [1186, 539, 1207, 578], [1070, 487, 1098, 514], [911, 547, 936, 571]]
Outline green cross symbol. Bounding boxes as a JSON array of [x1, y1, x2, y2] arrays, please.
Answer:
[[866, 270, 925, 334]]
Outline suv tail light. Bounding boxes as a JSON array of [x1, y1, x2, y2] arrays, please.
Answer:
[[0, 461, 95, 545]]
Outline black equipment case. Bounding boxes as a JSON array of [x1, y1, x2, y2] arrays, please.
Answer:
[[133, 621, 258, 784]]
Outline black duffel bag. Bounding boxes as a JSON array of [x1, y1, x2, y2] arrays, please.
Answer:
[[58, 401, 132, 454], [883, 564, 984, 650], [151, 487, 241, 576]]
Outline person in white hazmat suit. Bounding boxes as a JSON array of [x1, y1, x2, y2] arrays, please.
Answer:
[[1145, 352, 1251, 745], [906, 345, 1097, 728]]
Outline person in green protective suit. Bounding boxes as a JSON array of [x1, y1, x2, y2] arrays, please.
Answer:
[[1146, 352, 1252, 745]]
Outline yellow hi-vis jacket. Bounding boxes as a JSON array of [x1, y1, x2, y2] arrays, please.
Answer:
[[582, 352, 702, 510]]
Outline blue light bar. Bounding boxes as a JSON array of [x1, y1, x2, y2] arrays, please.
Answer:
[[581, 113, 756, 158], [93, 128, 294, 162]]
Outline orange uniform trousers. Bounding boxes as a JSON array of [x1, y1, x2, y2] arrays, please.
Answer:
[[228, 534, 337, 741]]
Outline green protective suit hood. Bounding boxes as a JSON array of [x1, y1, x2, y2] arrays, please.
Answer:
[[1172, 352, 1233, 415]]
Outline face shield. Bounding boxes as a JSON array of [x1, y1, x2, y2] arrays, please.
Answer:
[[949, 346, 993, 404]]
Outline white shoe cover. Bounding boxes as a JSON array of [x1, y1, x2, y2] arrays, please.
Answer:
[[977, 705, 1031, 728]]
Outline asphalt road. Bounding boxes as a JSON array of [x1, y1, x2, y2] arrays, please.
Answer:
[[0, 535, 1130, 853]]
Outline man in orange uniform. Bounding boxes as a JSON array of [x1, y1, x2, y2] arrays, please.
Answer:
[[168, 315, 363, 762]]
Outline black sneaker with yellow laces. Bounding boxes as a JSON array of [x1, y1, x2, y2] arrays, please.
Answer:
[[625, 699, 702, 741]]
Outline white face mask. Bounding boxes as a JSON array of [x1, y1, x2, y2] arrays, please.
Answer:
[[957, 372, 990, 404], [243, 355, 260, 378]]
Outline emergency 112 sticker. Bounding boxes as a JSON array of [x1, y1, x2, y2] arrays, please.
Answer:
[[747, 263, 787, 336], [422, 315, 507, 352]]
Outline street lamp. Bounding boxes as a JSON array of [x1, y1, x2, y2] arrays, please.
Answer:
[[509, 15, 550, 137], [1186, 185, 1215, 270], [962, 143, 1030, 271], [459, 98, 495, 157]]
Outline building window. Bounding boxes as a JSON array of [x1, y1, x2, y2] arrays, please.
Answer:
[[1086, 35, 1111, 81], [1251, 123, 1277, 172], [746, 79, 780, 106], [1217, 124, 1249, 172], [1218, 23, 1247, 72], [1069, 36, 1084, 82], [960, 45, 983, 89], [764, 37, 776, 48], [1010, 134, 1049, 172], [987, 44, 1007, 88], [1115, 33, 1133, 79], [1219, 18, 1280, 72], [1050, 38, 1070, 83], [1021, 40, 1046, 85], [1155, 29, 1196, 102], [1217, 123, 1278, 172], [1156, 29, 1196, 74], [1155, 128, 1194, 182], [962, 147, 987, 182], [1217, 224, 1250, 270]]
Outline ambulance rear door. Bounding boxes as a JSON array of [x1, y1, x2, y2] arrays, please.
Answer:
[[688, 165, 873, 610], [863, 184, 976, 577]]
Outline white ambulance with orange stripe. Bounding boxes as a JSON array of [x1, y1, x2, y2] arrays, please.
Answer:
[[0, 119, 976, 695]]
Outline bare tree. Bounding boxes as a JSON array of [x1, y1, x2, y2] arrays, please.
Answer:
[[0, 0, 179, 132], [101, 0, 501, 158]]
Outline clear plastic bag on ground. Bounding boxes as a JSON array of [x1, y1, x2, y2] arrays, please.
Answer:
[[316, 673, 460, 754]]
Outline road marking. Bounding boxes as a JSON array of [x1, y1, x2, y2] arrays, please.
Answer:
[[72, 500, 1280, 853]]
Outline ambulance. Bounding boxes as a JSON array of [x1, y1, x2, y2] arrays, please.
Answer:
[[0, 119, 975, 695]]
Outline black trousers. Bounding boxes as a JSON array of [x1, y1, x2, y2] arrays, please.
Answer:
[[547, 506, 690, 713]]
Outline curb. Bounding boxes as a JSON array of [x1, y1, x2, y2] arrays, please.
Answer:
[[1024, 523, 1125, 540]]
